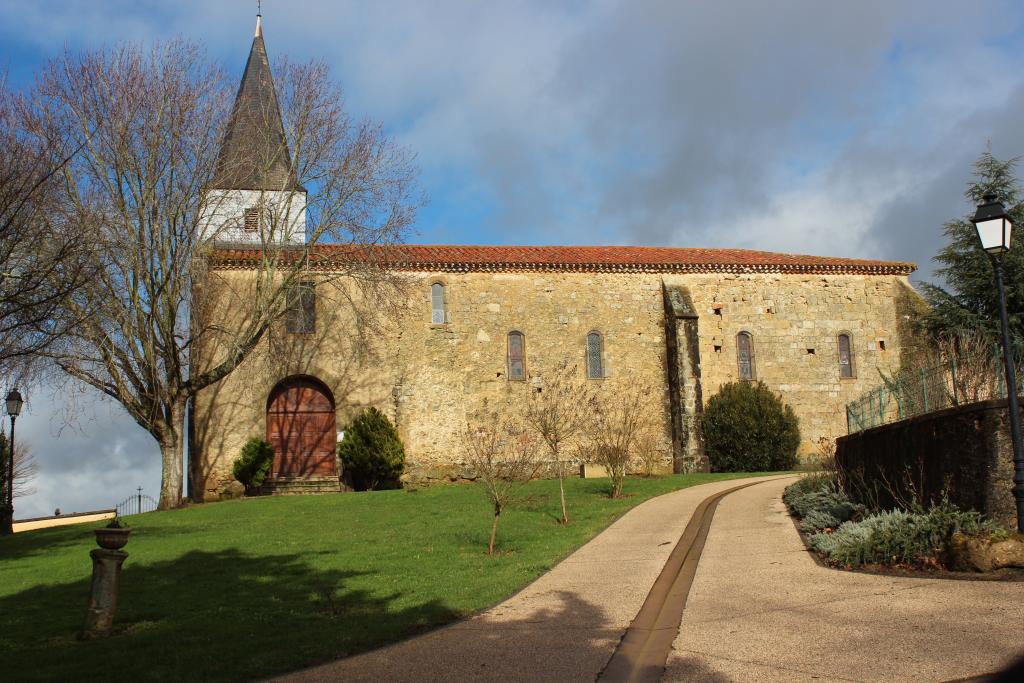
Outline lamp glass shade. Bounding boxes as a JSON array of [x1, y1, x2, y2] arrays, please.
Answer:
[[5, 390, 23, 417], [975, 217, 1012, 254]]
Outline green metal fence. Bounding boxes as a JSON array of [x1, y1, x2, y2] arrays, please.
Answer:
[[846, 343, 1024, 434]]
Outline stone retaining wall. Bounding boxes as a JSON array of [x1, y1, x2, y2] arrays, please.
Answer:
[[836, 398, 1019, 528]]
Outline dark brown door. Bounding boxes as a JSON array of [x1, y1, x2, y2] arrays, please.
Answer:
[[267, 378, 337, 478]]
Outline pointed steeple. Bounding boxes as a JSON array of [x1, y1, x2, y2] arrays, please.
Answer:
[[210, 14, 302, 191]]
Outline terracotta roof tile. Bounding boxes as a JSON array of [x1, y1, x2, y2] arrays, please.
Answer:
[[211, 243, 916, 275]]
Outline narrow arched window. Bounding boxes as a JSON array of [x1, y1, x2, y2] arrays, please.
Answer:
[[430, 283, 445, 324], [507, 331, 526, 380], [838, 333, 854, 378], [737, 332, 755, 380], [286, 281, 316, 334], [586, 332, 604, 379]]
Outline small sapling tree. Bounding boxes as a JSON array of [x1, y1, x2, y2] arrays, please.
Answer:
[[523, 360, 596, 524], [586, 383, 654, 498], [464, 404, 541, 554]]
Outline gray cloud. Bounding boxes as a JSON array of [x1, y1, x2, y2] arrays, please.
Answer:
[[12, 386, 159, 519]]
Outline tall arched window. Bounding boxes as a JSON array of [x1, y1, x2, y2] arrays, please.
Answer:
[[286, 281, 316, 334], [430, 283, 445, 324], [737, 331, 755, 380], [838, 333, 854, 378], [507, 331, 526, 380], [586, 332, 604, 379]]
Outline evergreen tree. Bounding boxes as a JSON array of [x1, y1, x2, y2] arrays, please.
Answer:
[[919, 151, 1024, 344], [702, 381, 800, 472], [0, 431, 8, 502], [338, 408, 405, 491]]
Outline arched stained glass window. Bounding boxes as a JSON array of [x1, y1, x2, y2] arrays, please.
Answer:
[[586, 332, 604, 379], [737, 332, 755, 380], [838, 333, 854, 378], [431, 283, 445, 324], [508, 331, 526, 380]]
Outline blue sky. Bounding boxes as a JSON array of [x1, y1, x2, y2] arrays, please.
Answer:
[[4, 0, 1024, 516]]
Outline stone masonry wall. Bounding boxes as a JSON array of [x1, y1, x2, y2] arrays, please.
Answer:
[[836, 398, 1020, 529], [191, 268, 914, 499]]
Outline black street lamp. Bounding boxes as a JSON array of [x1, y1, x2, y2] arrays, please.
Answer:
[[2, 388, 23, 536], [972, 194, 1024, 533]]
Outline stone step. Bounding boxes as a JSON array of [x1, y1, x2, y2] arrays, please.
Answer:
[[260, 477, 344, 495]]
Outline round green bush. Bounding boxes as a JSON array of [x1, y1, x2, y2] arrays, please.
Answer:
[[338, 407, 405, 490], [702, 381, 800, 472], [232, 437, 274, 492]]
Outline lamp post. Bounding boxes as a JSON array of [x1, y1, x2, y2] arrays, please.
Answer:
[[971, 194, 1024, 533], [2, 388, 23, 536]]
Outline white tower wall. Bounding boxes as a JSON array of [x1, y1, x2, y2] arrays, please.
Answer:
[[199, 189, 307, 245]]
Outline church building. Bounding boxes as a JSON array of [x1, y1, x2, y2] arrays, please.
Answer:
[[190, 17, 918, 499]]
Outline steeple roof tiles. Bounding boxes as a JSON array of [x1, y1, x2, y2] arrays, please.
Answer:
[[210, 20, 302, 192]]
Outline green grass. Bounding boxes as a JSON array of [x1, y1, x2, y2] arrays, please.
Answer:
[[0, 472, 767, 682]]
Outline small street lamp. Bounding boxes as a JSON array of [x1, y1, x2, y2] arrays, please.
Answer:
[[2, 388, 23, 536], [972, 194, 1024, 533]]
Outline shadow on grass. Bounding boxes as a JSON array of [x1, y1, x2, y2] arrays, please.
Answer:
[[269, 589, 623, 683], [0, 548, 459, 683]]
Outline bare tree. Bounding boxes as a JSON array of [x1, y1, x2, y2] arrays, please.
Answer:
[[0, 74, 88, 379], [464, 404, 542, 554], [936, 328, 1002, 404], [0, 430, 38, 500], [27, 40, 419, 509], [585, 384, 655, 499], [523, 360, 596, 525], [633, 431, 662, 477]]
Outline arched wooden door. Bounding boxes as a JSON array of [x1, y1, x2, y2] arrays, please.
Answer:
[[266, 377, 337, 478]]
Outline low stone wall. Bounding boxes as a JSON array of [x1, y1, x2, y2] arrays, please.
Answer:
[[835, 399, 1018, 528], [13, 509, 116, 533]]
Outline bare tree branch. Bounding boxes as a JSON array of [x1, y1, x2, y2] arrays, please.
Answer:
[[29, 40, 420, 509]]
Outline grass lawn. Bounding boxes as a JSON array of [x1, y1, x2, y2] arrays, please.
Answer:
[[0, 472, 770, 682]]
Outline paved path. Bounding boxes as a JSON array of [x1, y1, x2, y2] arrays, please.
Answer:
[[269, 475, 790, 683], [665, 477, 1024, 682], [271, 475, 1024, 682]]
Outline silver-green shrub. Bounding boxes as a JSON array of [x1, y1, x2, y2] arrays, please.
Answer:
[[785, 484, 849, 519], [799, 509, 841, 534], [808, 502, 997, 566]]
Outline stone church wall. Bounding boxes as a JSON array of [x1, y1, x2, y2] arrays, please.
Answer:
[[190, 267, 916, 500]]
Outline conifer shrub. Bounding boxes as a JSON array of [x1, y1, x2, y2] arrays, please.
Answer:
[[338, 407, 405, 490], [702, 381, 800, 472], [233, 437, 274, 493]]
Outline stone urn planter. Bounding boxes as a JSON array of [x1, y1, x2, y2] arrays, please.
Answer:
[[94, 526, 131, 550]]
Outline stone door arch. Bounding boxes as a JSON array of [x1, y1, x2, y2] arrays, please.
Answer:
[[266, 376, 337, 478]]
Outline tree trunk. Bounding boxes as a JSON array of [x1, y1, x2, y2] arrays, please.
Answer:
[[157, 400, 186, 510], [557, 458, 569, 525], [488, 509, 501, 555]]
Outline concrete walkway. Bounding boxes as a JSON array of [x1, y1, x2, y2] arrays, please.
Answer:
[[271, 475, 1024, 682], [270, 475, 790, 683], [665, 477, 1024, 682]]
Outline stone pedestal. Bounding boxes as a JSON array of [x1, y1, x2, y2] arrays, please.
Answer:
[[80, 548, 128, 640]]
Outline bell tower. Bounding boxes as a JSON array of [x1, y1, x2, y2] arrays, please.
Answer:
[[199, 13, 306, 244]]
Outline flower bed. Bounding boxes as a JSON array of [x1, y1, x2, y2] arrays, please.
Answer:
[[784, 474, 1011, 571]]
